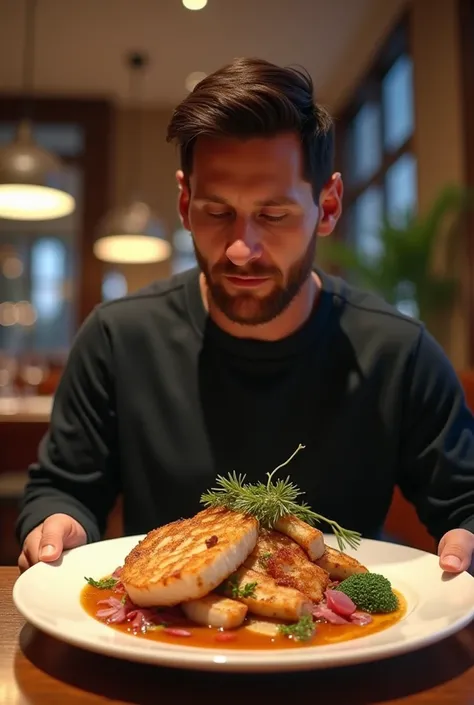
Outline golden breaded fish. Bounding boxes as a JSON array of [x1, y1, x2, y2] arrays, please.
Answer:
[[181, 594, 248, 629], [121, 507, 259, 607], [315, 545, 368, 581], [274, 515, 325, 560], [245, 529, 329, 603], [223, 566, 313, 621]]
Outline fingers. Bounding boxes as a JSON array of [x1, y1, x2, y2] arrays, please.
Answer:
[[18, 513, 88, 572], [438, 528, 474, 573]]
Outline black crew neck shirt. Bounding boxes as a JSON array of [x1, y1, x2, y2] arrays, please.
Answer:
[[16, 267, 474, 546]]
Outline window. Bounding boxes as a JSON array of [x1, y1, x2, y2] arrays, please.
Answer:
[[336, 20, 417, 313], [0, 132, 82, 356]]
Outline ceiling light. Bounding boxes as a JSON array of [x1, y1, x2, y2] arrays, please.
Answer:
[[94, 53, 171, 264], [94, 201, 171, 264], [182, 0, 208, 9], [0, 0, 75, 221]]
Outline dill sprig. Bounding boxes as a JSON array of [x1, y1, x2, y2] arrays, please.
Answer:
[[200, 444, 361, 552]]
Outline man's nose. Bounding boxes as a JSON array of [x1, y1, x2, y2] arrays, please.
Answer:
[[225, 220, 263, 267]]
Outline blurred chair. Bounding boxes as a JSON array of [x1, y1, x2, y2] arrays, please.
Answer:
[[384, 369, 474, 552]]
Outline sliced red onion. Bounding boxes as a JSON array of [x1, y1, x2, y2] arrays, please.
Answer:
[[326, 589, 356, 617], [313, 605, 349, 625], [350, 611, 373, 626]]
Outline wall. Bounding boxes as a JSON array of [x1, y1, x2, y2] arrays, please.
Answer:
[[108, 107, 180, 292]]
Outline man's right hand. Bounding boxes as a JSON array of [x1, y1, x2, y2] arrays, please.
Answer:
[[18, 513, 87, 573]]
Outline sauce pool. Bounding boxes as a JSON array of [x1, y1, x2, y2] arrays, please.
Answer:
[[81, 585, 407, 650]]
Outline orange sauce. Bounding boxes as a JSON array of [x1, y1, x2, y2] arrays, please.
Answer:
[[81, 584, 406, 650]]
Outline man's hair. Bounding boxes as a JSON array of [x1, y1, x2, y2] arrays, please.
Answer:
[[166, 57, 335, 201]]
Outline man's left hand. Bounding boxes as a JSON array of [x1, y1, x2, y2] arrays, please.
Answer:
[[438, 528, 474, 573]]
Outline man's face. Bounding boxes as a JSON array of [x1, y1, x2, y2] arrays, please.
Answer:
[[178, 133, 342, 326]]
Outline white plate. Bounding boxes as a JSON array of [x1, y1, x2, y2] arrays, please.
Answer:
[[12, 534, 474, 673]]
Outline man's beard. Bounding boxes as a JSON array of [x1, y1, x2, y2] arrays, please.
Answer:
[[193, 234, 316, 326]]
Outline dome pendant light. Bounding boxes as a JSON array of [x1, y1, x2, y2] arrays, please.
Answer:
[[94, 52, 171, 264], [0, 0, 75, 221]]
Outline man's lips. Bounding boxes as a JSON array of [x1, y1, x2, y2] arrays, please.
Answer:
[[224, 275, 270, 288]]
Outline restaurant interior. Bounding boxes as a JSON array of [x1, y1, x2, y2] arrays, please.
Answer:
[[1, 0, 474, 566]]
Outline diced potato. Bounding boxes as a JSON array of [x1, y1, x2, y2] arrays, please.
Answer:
[[224, 566, 313, 621], [315, 545, 368, 581], [181, 593, 247, 629], [274, 515, 325, 561]]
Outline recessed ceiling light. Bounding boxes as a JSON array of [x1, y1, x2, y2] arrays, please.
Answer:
[[185, 71, 207, 92], [182, 0, 208, 9]]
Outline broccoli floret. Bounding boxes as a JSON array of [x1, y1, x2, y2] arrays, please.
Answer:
[[336, 573, 399, 613]]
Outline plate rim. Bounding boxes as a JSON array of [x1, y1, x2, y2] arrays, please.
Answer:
[[12, 535, 474, 673]]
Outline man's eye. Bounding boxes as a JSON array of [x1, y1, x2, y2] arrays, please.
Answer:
[[261, 213, 287, 222], [208, 211, 230, 219]]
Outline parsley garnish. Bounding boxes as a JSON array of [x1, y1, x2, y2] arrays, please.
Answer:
[[259, 552, 272, 567], [278, 615, 316, 642], [84, 576, 118, 590], [227, 575, 258, 599]]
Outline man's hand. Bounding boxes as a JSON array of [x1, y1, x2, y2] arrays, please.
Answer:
[[438, 528, 474, 574], [18, 513, 87, 573]]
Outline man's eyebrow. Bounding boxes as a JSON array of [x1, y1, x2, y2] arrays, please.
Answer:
[[193, 195, 299, 206]]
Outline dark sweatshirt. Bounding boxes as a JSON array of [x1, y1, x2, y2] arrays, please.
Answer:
[[16, 267, 474, 547]]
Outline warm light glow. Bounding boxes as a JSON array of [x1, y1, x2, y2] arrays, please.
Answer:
[[185, 71, 207, 92], [182, 0, 207, 9], [93, 235, 172, 264], [0, 184, 75, 220]]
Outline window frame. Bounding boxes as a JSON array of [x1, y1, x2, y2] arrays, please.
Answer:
[[334, 15, 414, 241]]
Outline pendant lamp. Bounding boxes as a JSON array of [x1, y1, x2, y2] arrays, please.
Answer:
[[94, 52, 171, 264], [0, 0, 75, 221]]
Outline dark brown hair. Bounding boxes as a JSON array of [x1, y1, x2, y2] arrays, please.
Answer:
[[166, 57, 335, 201]]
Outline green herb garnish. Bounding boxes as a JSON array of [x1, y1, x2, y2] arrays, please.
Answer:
[[259, 552, 272, 567], [200, 444, 361, 551], [227, 575, 258, 599], [84, 576, 118, 590], [278, 615, 316, 642]]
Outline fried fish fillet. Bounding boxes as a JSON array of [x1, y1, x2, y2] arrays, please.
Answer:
[[314, 545, 368, 581], [181, 594, 248, 629], [245, 529, 329, 603], [274, 515, 325, 560], [121, 507, 259, 607], [223, 566, 313, 621]]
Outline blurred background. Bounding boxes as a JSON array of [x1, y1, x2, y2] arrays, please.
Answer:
[[0, 0, 473, 563]]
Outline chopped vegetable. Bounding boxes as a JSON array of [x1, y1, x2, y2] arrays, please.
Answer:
[[336, 573, 399, 613], [278, 615, 316, 642], [325, 588, 356, 617], [84, 576, 118, 590], [227, 575, 258, 599]]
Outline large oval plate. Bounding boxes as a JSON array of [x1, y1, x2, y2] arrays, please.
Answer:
[[12, 535, 474, 672]]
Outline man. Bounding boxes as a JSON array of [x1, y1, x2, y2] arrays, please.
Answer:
[[17, 57, 474, 574]]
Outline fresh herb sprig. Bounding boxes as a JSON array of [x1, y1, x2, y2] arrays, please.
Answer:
[[278, 615, 316, 642], [227, 575, 258, 599], [84, 576, 118, 590], [200, 444, 361, 551]]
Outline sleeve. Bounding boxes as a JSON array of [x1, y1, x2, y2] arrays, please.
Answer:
[[15, 306, 120, 547], [397, 326, 474, 543]]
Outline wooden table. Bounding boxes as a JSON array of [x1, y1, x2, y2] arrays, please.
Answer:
[[2, 566, 474, 704]]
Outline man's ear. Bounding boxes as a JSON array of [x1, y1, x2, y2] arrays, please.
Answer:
[[317, 173, 343, 237], [176, 169, 191, 230]]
